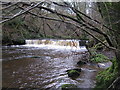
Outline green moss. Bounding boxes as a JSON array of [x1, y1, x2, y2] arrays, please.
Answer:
[[96, 71, 117, 88], [90, 54, 109, 63], [68, 70, 79, 75], [61, 84, 77, 89], [4, 17, 25, 29], [67, 70, 80, 78], [95, 43, 103, 50], [95, 58, 118, 89], [93, 41, 107, 50]]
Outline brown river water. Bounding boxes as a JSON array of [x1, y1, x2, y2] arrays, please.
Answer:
[[2, 44, 103, 89]]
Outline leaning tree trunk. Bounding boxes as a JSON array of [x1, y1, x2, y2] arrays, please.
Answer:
[[115, 50, 120, 75], [115, 32, 120, 75]]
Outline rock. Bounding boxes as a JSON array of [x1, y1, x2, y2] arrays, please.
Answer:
[[66, 68, 81, 72], [77, 60, 86, 66], [73, 68, 81, 72], [61, 84, 77, 90], [79, 40, 87, 46], [12, 39, 25, 45], [98, 62, 112, 69], [66, 69, 81, 78]]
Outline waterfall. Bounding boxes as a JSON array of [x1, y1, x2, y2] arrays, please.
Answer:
[[24, 39, 87, 51], [25, 39, 80, 48]]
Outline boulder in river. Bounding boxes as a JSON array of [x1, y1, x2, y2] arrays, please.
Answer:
[[77, 60, 86, 66], [61, 84, 77, 90], [66, 68, 81, 78]]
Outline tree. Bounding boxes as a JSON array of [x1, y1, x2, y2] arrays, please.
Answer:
[[97, 2, 120, 74]]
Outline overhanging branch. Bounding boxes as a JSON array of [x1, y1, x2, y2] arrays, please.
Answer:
[[17, 6, 116, 50], [0, 2, 43, 24], [53, 2, 120, 35]]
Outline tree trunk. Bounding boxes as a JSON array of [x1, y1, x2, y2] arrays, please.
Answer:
[[115, 47, 120, 75]]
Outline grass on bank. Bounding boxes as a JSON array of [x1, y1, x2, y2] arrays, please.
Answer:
[[95, 57, 118, 89], [90, 53, 109, 63]]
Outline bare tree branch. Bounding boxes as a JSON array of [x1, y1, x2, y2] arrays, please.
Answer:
[[37, 5, 113, 47], [16, 6, 117, 50], [1, 1, 118, 50], [0, 2, 19, 10], [53, 2, 120, 35], [113, 19, 120, 25], [107, 77, 120, 90], [10, 3, 113, 47], [0, 2, 43, 24]]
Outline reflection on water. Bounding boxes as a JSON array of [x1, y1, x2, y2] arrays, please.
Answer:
[[2, 45, 100, 89]]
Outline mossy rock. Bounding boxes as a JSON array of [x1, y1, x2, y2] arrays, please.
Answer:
[[66, 69, 81, 78], [77, 61, 86, 66], [66, 68, 81, 73], [61, 84, 77, 90]]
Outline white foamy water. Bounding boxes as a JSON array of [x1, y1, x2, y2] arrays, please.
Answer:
[[22, 39, 87, 52]]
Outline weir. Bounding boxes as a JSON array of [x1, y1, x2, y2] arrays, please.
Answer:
[[25, 39, 81, 48], [24, 39, 87, 51]]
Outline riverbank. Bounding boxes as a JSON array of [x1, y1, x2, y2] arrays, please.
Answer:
[[93, 50, 118, 89], [60, 49, 116, 89]]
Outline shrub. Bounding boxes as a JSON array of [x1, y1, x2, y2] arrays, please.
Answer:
[[90, 54, 109, 63], [95, 58, 118, 89]]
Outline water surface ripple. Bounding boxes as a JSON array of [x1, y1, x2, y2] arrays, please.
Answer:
[[2, 45, 100, 89]]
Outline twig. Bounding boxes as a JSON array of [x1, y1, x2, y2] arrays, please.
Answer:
[[1, 2, 19, 10], [0, 2, 43, 24], [53, 2, 120, 34], [107, 77, 120, 90]]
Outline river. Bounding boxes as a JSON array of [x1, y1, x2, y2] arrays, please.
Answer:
[[2, 39, 102, 89]]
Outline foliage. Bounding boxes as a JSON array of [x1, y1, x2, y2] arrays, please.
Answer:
[[95, 2, 120, 89], [2, 17, 45, 45], [12, 39, 25, 45], [95, 58, 118, 89], [90, 54, 109, 63], [93, 40, 107, 50], [98, 2, 120, 47], [2, 35, 12, 45], [4, 17, 25, 29]]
